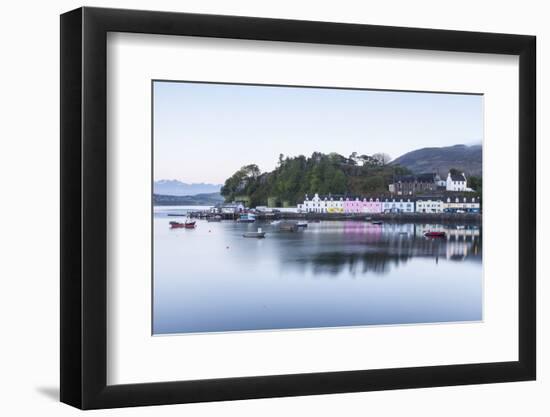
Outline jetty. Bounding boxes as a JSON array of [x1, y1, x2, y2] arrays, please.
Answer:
[[187, 210, 482, 224]]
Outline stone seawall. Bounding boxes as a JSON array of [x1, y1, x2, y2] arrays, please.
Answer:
[[263, 212, 482, 224]]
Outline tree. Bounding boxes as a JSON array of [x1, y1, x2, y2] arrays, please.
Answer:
[[372, 152, 391, 166], [243, 164, 261, 179], [220, 164, 261, 202], [221, 151, 403, 207], [330, 170, 347, 194], [468, 176, 482, 192]]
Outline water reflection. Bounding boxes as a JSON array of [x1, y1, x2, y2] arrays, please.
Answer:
[[277, 222, 481, 276], [153, 212, 483, 334]]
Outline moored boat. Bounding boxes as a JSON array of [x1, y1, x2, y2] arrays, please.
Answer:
[[243, 227, 266, 238], [237, 213, 256, 223], [371, 220, 384, 225], [296, 221, 308, 228], [169, 221, 185, 229], [424, 231, 446, 238]]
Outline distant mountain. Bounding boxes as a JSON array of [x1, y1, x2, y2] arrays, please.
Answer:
[[153, 192, 224, 206], [154, 180, 222, 196], [391, 144, 482, 177]]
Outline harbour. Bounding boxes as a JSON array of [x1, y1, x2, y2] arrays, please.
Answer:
[[153, 206, 482, 334], [184, 209, 482, 224]]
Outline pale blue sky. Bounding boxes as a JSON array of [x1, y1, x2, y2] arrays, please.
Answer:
[[153, 81, 483, 184]]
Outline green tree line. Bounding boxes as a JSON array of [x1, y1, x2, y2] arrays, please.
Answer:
[[220, 152, 411, 207]]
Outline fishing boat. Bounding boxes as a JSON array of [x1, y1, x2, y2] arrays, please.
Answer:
[[184, 221, 196, 229], [169, 221, 185, 229], [237, 213, 256, 223], [424, 231, 446, 238], [296, 221, 308, 228], [243, 227, 266, 238]]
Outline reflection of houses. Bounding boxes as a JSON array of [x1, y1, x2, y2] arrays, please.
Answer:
[[294, 223, 481, 275], [388, 173, 441, 195], [415, 196, 444, 213], [211, 202, 245, 214]]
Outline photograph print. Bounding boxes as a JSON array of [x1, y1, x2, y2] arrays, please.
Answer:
[[153, 81, 483, 335]]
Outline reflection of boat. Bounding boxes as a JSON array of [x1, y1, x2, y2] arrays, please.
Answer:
[[237, 213, 256, 223], [424, 231, 446, 238], [371, 220, 383, 225], [243, 228, 266, 238], [279, 221, 299, 232]]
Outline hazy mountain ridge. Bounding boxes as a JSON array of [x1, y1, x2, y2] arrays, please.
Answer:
[[391, 144, 482, 176], [153, 192, 224, 206], [154, 180, 222, 196]]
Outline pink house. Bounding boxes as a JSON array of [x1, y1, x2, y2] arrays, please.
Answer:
[[343, 197, 366, 213], [363, 198, 383, 214]]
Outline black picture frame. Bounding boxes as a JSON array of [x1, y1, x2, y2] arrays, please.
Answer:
[[60, 6, 536, 410]]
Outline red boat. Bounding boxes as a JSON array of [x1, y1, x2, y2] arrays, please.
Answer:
[[169, 221, 196, 229], [424, 231, 446, 238]]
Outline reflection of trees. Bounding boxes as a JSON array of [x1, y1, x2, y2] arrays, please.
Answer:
[[298, 250, 411, 275], [281, 222, 482, 277]]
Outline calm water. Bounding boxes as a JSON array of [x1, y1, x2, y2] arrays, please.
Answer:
[[153, 206, 482, 334]]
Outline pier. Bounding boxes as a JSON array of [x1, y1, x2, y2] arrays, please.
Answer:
[[186, 210, 482, 224]]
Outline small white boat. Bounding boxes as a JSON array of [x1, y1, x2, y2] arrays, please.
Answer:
[[270, 220, 282, 226], [243, 227, 266, 238], [296, 221, 308, 228]]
